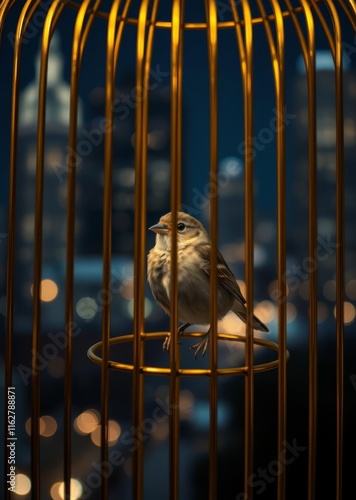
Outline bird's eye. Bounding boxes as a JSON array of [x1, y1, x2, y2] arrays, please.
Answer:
[[177, 223, 186, 231]]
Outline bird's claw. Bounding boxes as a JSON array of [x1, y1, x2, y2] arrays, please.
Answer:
[[162, 335, 182, 352], [188, 336, 210, 359], [162, 335, 170, 351]]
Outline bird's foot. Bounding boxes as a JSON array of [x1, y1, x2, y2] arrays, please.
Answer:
[[163, 323, 191, 352], [162, 335, 171, 351], [188, 333, 210, 359]]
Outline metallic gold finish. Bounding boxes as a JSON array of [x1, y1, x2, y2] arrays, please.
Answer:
[[204, 1, 218, 497], [101, 1, 120, 498], [169, 1, 184, 497], [239, 1, 256, 496], [132, 1, 160, 497], [62, 2, 99, 498], [2, 2, 354, 499], [11, 3, 51, 497], [322, 3, 345, 498], [88, 332, 289, 376], [285, 2, 317, 498], [258, 2, 287, 499], [1, 0, 24, 494], [35, 5, 66, 499], [4, 2, 45, 496]]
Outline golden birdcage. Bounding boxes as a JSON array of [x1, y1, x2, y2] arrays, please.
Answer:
[[1, 0, 356, 499]]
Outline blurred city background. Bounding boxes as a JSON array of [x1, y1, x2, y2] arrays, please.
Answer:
[[0, 1, 355, 499]]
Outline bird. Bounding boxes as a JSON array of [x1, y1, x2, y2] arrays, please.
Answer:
[[147, 211, 269, 357]]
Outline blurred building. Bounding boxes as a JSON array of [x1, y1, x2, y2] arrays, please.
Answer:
[[293, 51, 356, 324], [16, 33, 84, 331], [85, 76, 171, 255]]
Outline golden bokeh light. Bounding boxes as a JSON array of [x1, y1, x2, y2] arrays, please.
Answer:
[[25, 417, 45, 436], [179, 389, 195, 419], [14, 474, 31, 495], [254, 300, 276, 324], [51, 479, 82, 500], [74, 410, 99, 435], [236, 280, 246, 297], [346, 280, 356, 300], [286, 303, 297, 323], [153, 421, 169, 441], [30, 279, 59, 302], [268, 279, 289, 301], [90, 420, 121, 447], [333, 302, 356, 325], [26, 415, 57, 437], [41, 415, 58, 437]]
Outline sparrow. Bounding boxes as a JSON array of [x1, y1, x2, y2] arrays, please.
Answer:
[[147, 211, 269, 357]]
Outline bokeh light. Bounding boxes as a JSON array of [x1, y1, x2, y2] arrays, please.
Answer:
[[74, 409, 99, 435], [14, 474, 31, 495], [333, 302, 356, 325], [254, 300, 276, 324], [128, 298, 152, 319], [346, 280, 356, 300], [30, 279, 58, 302], [51, 479, 82, 500], [179, 389, 195, 420], [75, 297, 98, 320], [268, 279, 289, 301], [26, 416, 57, 437], [286, 303, 297, 323], [90, 420, 121, 447]]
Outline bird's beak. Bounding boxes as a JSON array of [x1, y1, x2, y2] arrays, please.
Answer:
[[149, 222, 170, 235]]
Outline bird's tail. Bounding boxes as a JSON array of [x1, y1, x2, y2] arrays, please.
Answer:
[[232, 300, 269, 333]]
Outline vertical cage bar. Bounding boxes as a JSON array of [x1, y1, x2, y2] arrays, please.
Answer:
[[132, 0, 150, 497], [35, 0, 66, 494], [0, 0, 17, 35], [337, 0, 356, 27], [19, 2, 46, 499], [301, 4, 318, 499], [257, 1, 286, 497], [240, 1, 254, 497], [283, 1, 318, 494], [323, 3, 344, 498], [271, 4, 286, 499], [204, 1, 218, 498], [4, 0, 41, 496], [64, 1, 95, 497], [229, 4, 253, 492], [101, 0, 121, 498], [113, 0, 134, 72], [169, 1, 183, 498]]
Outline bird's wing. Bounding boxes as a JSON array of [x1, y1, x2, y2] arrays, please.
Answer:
[[198, 245, 247, 305]]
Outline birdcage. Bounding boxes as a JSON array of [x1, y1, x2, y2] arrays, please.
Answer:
[[1, 0, 356, 499]]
